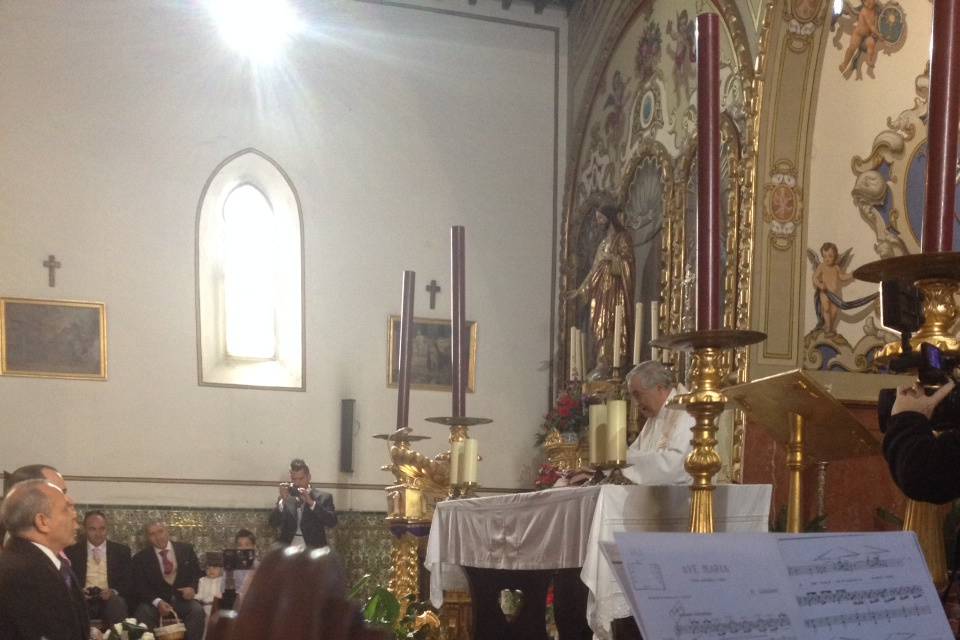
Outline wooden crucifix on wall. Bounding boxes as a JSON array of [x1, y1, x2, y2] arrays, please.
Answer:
[[43, 254, 61, 287], [426, 279, 441, 310]]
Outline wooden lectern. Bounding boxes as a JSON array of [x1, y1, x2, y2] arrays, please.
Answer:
[[725, 369, 878, 533]]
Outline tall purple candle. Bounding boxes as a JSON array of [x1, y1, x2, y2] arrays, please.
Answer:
[[922, 0, 960, 253], [696, 13, 722, 331], [451, 226, 466, 418], [396, 270, 416, 429]]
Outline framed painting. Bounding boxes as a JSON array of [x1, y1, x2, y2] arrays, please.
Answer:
[[387, 316, 477, 392], [0, 298, 107, 380]]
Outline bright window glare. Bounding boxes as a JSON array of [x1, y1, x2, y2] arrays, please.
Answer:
[[207, 0, 303, 63], [223, 184, 277, 359]]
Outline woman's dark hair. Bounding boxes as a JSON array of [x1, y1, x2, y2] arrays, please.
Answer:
[[598, 204, 625, 231], [232, 547, 387, 640]]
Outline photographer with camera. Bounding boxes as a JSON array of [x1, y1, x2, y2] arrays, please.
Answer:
[[883, 378, 960, 504], [269, 459, 337, 550]]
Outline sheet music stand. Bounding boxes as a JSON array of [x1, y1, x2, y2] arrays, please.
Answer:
[[725, 369, 878, 532]]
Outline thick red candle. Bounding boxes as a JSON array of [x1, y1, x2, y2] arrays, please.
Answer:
[[697, 13, 722, 331], [451, 226, 466, 418], [396, 270, 416, 430], [922, 0, 960, 253]]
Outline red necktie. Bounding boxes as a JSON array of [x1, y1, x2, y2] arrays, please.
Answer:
[[160, 548, 174, 575]]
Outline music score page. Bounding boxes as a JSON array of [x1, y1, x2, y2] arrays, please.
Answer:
[[608, 531, 951, 640]]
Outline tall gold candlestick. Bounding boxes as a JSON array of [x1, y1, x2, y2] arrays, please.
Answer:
[[654, 329, 766, 532]]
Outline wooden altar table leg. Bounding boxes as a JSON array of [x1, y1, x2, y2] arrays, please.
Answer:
[[462, 567, 551, 640], [552, 568, 592, 640], [610, 616, 643, 640]]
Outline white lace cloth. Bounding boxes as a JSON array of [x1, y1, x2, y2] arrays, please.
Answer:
[[425, 483, 771, 638]]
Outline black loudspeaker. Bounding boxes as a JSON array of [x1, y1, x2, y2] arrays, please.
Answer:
[[340, 399, 355, 473]]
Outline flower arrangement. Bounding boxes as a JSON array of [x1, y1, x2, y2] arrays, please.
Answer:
[[534, 384, 588, 446], [103, 619, 154, 640]]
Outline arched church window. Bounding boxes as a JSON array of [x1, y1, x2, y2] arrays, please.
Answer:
[[196, 149, 304, 389]]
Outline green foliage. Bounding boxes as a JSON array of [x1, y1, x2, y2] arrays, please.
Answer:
[[352, 574, 438, 640]]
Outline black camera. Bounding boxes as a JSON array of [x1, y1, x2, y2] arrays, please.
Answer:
[[281, 482, 308, 503], [877, 280, 960, 432], [222, 548, 256, 572]]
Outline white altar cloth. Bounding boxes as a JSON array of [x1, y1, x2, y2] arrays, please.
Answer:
[[580, 484, 771, 639], [424, 483, 771, 638]]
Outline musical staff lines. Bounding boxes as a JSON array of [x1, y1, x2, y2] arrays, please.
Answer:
[[787, 556, 904, 576], [804, 605, 932, 630], [673, 610, 793, 637], [796, 585, 924, 608]]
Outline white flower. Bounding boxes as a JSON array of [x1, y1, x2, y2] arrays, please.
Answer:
[[142, 634, 155, 640], [124, 618, 138, 625]]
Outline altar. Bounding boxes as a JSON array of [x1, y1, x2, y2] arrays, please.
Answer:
[[425, 483, 772, 639]]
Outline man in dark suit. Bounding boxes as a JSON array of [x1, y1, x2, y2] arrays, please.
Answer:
[[65, 510, 132, 626], [131, 520, 205, 640], [0, 478, 90, 640], [269, 458, 337, 548]]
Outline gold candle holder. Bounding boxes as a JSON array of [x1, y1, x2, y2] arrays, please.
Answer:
[[453, 482, 479, 499], [854, 252, 960, 590], [426, 416, 492, 499], [598, 461, 633, 485], [653, 329, 766, 533]]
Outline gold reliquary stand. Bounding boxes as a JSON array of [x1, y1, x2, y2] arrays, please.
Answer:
[[853, 252, 960, 590], [725, 370, 878, 533], [652, 329, 766, 533]]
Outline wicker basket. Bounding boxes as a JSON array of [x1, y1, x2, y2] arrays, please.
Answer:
[[154, 612, 187, 640]]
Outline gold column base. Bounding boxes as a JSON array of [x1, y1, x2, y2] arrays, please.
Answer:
[[902, 499, 948, 591], [388, 531, 424, 604]]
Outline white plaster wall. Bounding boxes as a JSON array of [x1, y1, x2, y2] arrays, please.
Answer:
[[805, 4, 932, 342], [0, 0, 567, 511]]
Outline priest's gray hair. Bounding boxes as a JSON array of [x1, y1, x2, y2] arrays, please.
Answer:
[[0, 479, 54, 535], [625, 360, 675, 390]]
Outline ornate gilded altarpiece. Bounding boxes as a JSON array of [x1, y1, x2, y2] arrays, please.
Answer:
[[561, 0, 759, 481]]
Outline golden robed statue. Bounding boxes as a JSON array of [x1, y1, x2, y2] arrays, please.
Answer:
[[568, 205, 635, 376]]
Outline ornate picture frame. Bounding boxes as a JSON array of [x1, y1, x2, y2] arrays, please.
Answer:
[[386, 316, 477, 392], [0, 297, 107, 380]]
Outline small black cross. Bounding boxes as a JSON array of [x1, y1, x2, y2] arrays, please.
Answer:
[[43, 254, 61, 287], [426, 280, 441, 310]]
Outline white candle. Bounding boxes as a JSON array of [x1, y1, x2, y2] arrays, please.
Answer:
[[633, 302, 643, 365], [572, 327, 581, 380], [449, 441, 463, 485], [588, 404, 607, 465], [650, 301, 660, 360], [579, 331, 586, 379], [606, 399, 628, 462], [461, 438, 479, 484], [612, 304, 624, 367], [569, 325, 576, 381]]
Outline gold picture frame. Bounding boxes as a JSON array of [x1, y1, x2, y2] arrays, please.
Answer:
[[386, 315, 477, 392], [0, 297, 107, 380]]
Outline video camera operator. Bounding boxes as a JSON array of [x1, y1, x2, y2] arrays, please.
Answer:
[[883, 379, 960, 504], [268, 459, 337, 550]]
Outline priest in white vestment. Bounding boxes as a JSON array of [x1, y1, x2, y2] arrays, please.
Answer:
[[622, 360, 694, 485]]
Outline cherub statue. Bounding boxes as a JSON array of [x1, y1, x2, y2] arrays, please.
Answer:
[[665, 9, 696, 103]]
